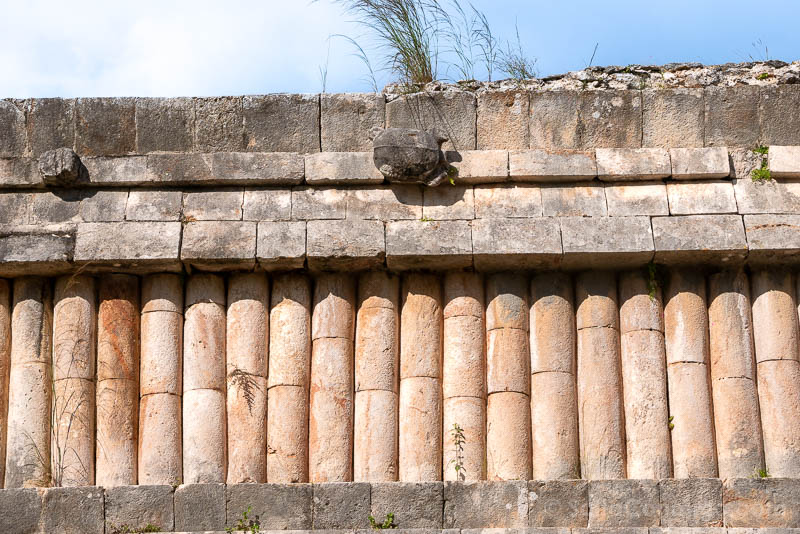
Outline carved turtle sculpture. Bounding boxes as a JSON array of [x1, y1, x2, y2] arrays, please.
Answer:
[[370, 127, 450, 186]]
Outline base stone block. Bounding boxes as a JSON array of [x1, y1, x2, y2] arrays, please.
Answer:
[[174, 483, 226, 532], [312, 482, 371, 529], [226, 483, 313, 530], [371, 482, 444, 529], [444, 481, 529, 529], [659, 478, 723, 527], [104, 485, 175, 533], [528, 479, 588, 528], [588, 479, 660, 527], [41, 486, 104, 534]]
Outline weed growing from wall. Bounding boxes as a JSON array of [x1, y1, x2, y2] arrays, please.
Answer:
[[752, 145, 772, 182]]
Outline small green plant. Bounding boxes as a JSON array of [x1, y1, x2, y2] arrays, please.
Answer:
[[228, 367, 263, 414], [369, 512, 398, 530], [448, 422, 467, 481], [753, 145, 769, 155], [668, 416, 674, 431], [420, 216, 433, 222], [447, 165, 458, 185], [751, 145, 772, 182], [756, 72, 772, 80], [753, 467, 771, 479], [226, 506, 261, 533], [109, 525, 161, 534]]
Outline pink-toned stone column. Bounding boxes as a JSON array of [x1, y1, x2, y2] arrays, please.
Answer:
[[5, 278, 52, 488], [267, 273, 311, 483], [310, 274, 355, 482], [486, 274, 531, 481], [139, 274, 183, 486], [354, 271, 399, 482], [183, 274, 226, 483], [96, 274, 140, 486], [226, 273, 268, 484], [751, 270, 800, 477], [618, 270, 672, 479], [664, 270, 718, 478], [576, 271, 626, 479], [529, 272, 579, 480], [708, 269, 765, 479], [0, 280, 9, 487], [443, 272, 485, 481]]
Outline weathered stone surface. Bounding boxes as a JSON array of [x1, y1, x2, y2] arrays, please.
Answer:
[[528, 480, 588, 527], [386, 91, 477, 151], [760, 85, 800, 145], [541, 183, 606, 217], [605, 182, 669, 216], [596, 148, 671, 181], [0, 227, 74, 276], [74, 221, 181, 269], [477, 90, 529, 149], [530, 91, 580, 150], [386, 220, 472, 270], [509, 150, 596, 182], [666, 181, 737, 215], [643, 88, 704, 147], [126, 190, 183, 221], [0, 280, 8, 487], [399, 377, 442, 481], [588, 480, 660, 527], [372, 482, 444, 528], [194, 97, 243, 152], [734, 176, 800, 214], [243, 188, 292, 221], [83, 156, 153, 185], [135, 97, 194, 153], [174, 483, 226, 532], [487, 391, 532, 480], [146, 153, 214, 183], [0, 192, 29, 225], [472, 217, 561, 271], [183, 189, 243, 221], [104, 485, 174, 532], [704, 86, 760, 147], [0, 157, 41, 187], [38, 147, 82, 186], [474, 185, 542, 218], [354, 389, 399, 481], [306, 152, 384, 184], [267, 385, 309, 483], [75, 97, 136, 156], [138, 392, 182, 485], [660, 479, 723, 527], [422, 185, 474, 220], [225, 483, 313, 530], [181, 221, 257, 269], [0, 100, 27, 157], [307, 219, 385, 270], [256, 221, 306, 270], [292, 187, 347, 220], [210, 152, 305, 184], [243, 94, 319, 153], [29, 190, 81, 224], [41, 486, 104, 534], [96, 379, 138, 487], [744, 214, 800, 264], [561, 216, 654, 269], [652, 215, 747, 264], [0, 487, 42, 534], [443, 480, 528, 528], [446, 150, 508, 184], [442, 396, 485, 481], [669, 147, 731, 179], [579, 90, 642, 148], [80, 190, 128, 222], [25, 98, 75, 156], [769, 145, 800, 178], [311, 482, 370, 529], [347, 185, 422, 220], [321, 93, 385, 152], [723, 478, 800, 527], [756, 358, 800, 477]]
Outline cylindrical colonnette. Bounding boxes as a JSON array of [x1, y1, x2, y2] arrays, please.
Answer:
[[139, 274, 183, 485], [309, 274, 355, 482], [529, 272, 580, 480], [485, 274, 531, 481], [576, 271, 626, 479], [96, 274, 140, 486], [226, 273, 268, 484], [268, 273, 311, 483], [0, 279, 10, 487]]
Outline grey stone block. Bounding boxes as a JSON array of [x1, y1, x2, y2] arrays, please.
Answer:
[[307, 219, 384, 271], [25, 98, 75, 156], [666, 181, 737, 215], [75, 97, 136, 156], [473, 217, 561, 271], [292, 188, 347, 220], [605, 182, 669, 216], [257, 221, 306, 270], [474, 184, 542, 218], [643, 88, 705, 148], [528, 479, 588, 528], [346, 185, 423, 220], [181, 221, 257, 269], [84, 156, 153, 185], [509, 150, 596, 182], [477, 90, 530, 149], [305, 152, 383, 185], [29, 190, 82, 224], [760, 85, 800, 145], [769, 145, 800, 179], [371, 482, 443, 528], [0, 192, 30, 224], [579, 90, 642, 148], [147, 153, 214, 182], [596, 148, 671, 181], [0, 157, 42, 187], [79, 189, 128, 222], [423, 185, 475, 220], [444, 480, 529, 528], [530, 90, 580, 150], [0, 487, 42, 534], [704, 86, 760, 147], [660, 478, 722, 527], [386, 220, 472, 270], [312, 482, 371, 529], [41, 486, 104, 534], [243, 188, 292, 221], [136, 97, 194, 153], [745, 214, 800, 264], [104, 485, 174, 532], [74, 221, 181, 271], [126, 190, 183, 221], [588, 479, 660, 527], [574, 529, 648, 534], [321, 93, 385, 152], [446, 150, 509, 184], [183, 189, 244, 221], [0, 100, 26, 157], [734, 176, 800, 214], [0, 225, 74, 276], [387, 91, 477, 151], [226, 483, 312, 530], [541, 183, 607, 217], [651, 529, 726, 534], [652, 214, 747, 264], [243, 94, 320, 153], [211, 152, 305, 185], [723, 478, 800, 527], [174, 483, 226, 532], [561, 216, 654, 269], [194, 96, 244, 151], [670, 147, 731, 179]]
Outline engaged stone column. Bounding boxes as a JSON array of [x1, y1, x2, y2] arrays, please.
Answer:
[[0, 280, 10, 487], [183, 274, 227, 483], [96, 274, 140, 486], [618, 270, 672, 479], [576, 271, 626, 479], [399, 274, 443, 482], [268, 273, 311, 483], [486, 274, 531, 480], [751, 270, 800, 477], [530, 272, 579, 480], [709, 269, 765, 479], [664, 270, 718, 478], [443, 272, 485, 481], [354, 272, 399, 482], [139, 274, 183, 485], [227, 273, 268, 484], [310, 274, 355, 482], [5, 278, 53, 488]]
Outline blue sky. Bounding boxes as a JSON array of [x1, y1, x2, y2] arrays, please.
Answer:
[[1, 0, 798, 97]]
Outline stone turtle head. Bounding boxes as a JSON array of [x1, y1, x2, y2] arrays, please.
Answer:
[[371, 127, 449, 186]]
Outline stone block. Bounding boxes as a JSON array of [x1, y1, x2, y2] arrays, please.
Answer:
[[79, 189, 128, 222], [307, 219, 385, 270], [312, 482, 371, 529], [0, 225, 74, 276], [25, 98, 75, 156], [0, 100, 26, 157], [596, 148, 671, 181], [478, 90, 530, 149], [528, 479, 588, 528], [734, 176, 800, 214], [386, 91, 477, 151], [769, 146, 800, 178], [745, 214, 800, 264], [174, 483, 226, 532], [211, 152, 305, 185], [346, 185, 422, 220], [652, 529, 726, 534], [225, 483, 312, 530], [181, 221, 256, 269], [0, 157, 41, 187], [446, 150, 509, 184], [0, 488, 42, 534], [560, 216, 654, 269], [372, 482, 444, 528], [74, 221, 181, 270], [243, 94, 319, 153], [104, 485, 174, 532], [670, 147, 731, 179], [530, 90, 580, 150], [135, 97, 194, 153], [84, 156, 153, 185], [509, 150, 596, 182], [243, 188, 292, 221], [41, 486, 104, 534], [660, 478, 722, 527], [643, 88, 705, 148], [443, 480, 528, 528], [126, 190, 183, 221], [652, 214, 747, 264], [305, 152, 383, 184], [760, 85, 800, 145], [75, 97, 136, 156], [386, 220, 472, 270], [579, 90, 642, 148], [575, 529, 648, 534], [667, 181, 737, 214], [704, 86, 760, 147], [146, 153, 214, 183], [605, 182, 669, 216], [423, 185, 475, 220], [723, 478, 800, 527], [194, 96, 244, 151], [0, 192, 30, 224], [541, 183, 607, 217], [292, 188, 347, 220], [472, 217, 561, 271], [321, 93, 385, 151], [28, 190, 81, 224], [474, 185, 542, 218], [257, 221, 306, 270], [183, 189, 244, 221], [588, 479, 660, 527]]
